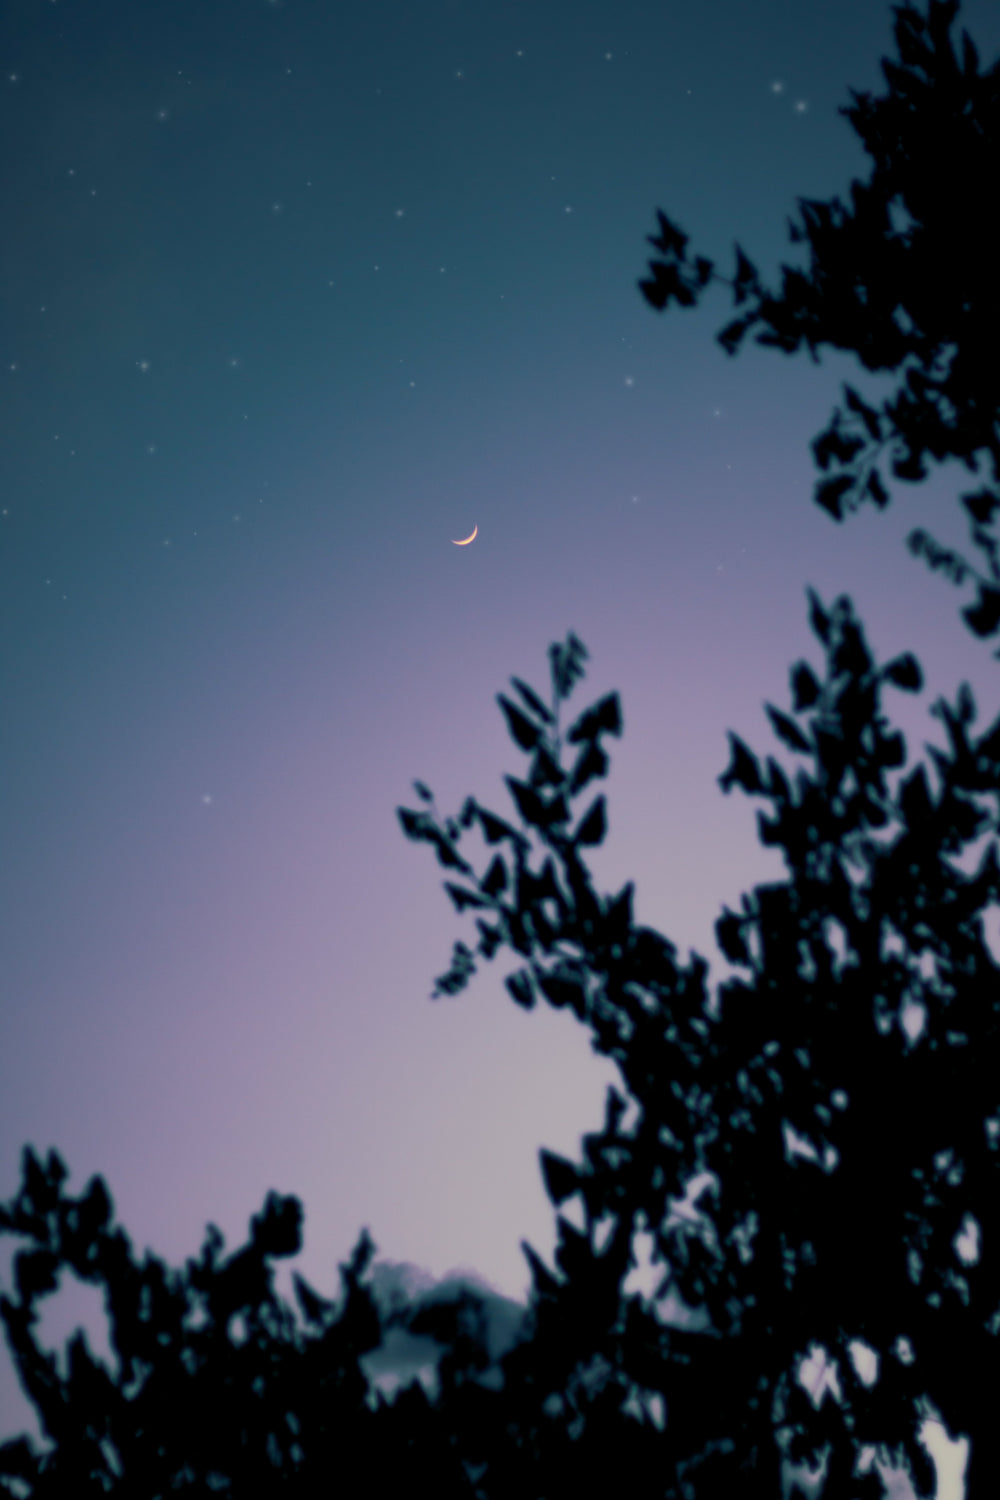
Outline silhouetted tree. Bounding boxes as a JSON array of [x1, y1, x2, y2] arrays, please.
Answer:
[[394, 610, 1000, 1498], [640, 0, 1000, 650], [5, 1, 1000, 1494], [0, 1172, 495, 1498], [6, 609, 1000, 1496]]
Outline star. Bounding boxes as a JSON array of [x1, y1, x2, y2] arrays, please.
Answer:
[[771, 81, 785, 94], [202, 794, 213, 804], [624, 376, 635, 387], [394, 207, 405, 218], [794, 100, 808, 113], [137, 359, 150, 372]]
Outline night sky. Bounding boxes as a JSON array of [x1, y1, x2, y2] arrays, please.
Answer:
[[3, 1, 1000, 1493]]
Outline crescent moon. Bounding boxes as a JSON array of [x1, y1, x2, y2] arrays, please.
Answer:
[[451, 524, 478, 546]]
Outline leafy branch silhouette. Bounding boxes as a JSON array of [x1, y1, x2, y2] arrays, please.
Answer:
[[4, 599, 1000, 1495], [4, 1, 1000, 1495], [393, 602, 1000, 1497], [639, 0, 1000, 651]]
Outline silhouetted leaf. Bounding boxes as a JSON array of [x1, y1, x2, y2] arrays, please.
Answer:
[[718, 733, 764, 794], [397, 806, 432, 840], [955, 680, 976, 726], [646, 208, 688, 257], [569, 740, 609, 795], [430, 832, 473, 874], [604, 882, 633, 943], [529, 742, 565, 789], [790, 661, 821, 710], [567, 693, 622, 744], [505, 969, 535, 1009], [432, 940, 477, 998], [477, 807, 524, 845], [539, 1150, 581, 1208], [444, 881, 489, 913], [76, 1176, 111, 1242], [866, 467, 889, 508], [715, 909, 750, 966], [475, 917, 503, 959], [843, 383, 882, 440], [816, 473, 856, 520], [520, 1240, 561, 1299], [498, 694, 542, 751], [510, 675, 554, 724], [892, 449, 928, 482], [292, 1271, 334, 1327], [506, 775, 568, 829], [574, 796, 606, 847], [718, 312, 758, 355], [963, 584, 1000, 638], [481, 856, 507, 897], [961, 488, 1000, 527], [883, 652, 923, 691], [807, 587, 832, 645], [534, 972, 578, 1016], [765, 704, 811, 753], [413, 781, 433, 803], [458, 796, 477, 828], [549, 633, 589, 701], [250, 1192, 303, 1258], [732, 243, 761, 305]]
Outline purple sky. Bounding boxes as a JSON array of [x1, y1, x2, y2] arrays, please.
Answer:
[[3, 1, 1000, 1493]]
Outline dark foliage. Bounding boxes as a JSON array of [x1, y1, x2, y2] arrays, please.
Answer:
[[5, 607, 1000, 1495], [4, 2, 1000, 1494], [393, 609, 1000, 1498], [640, 0, 1000, 653]]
